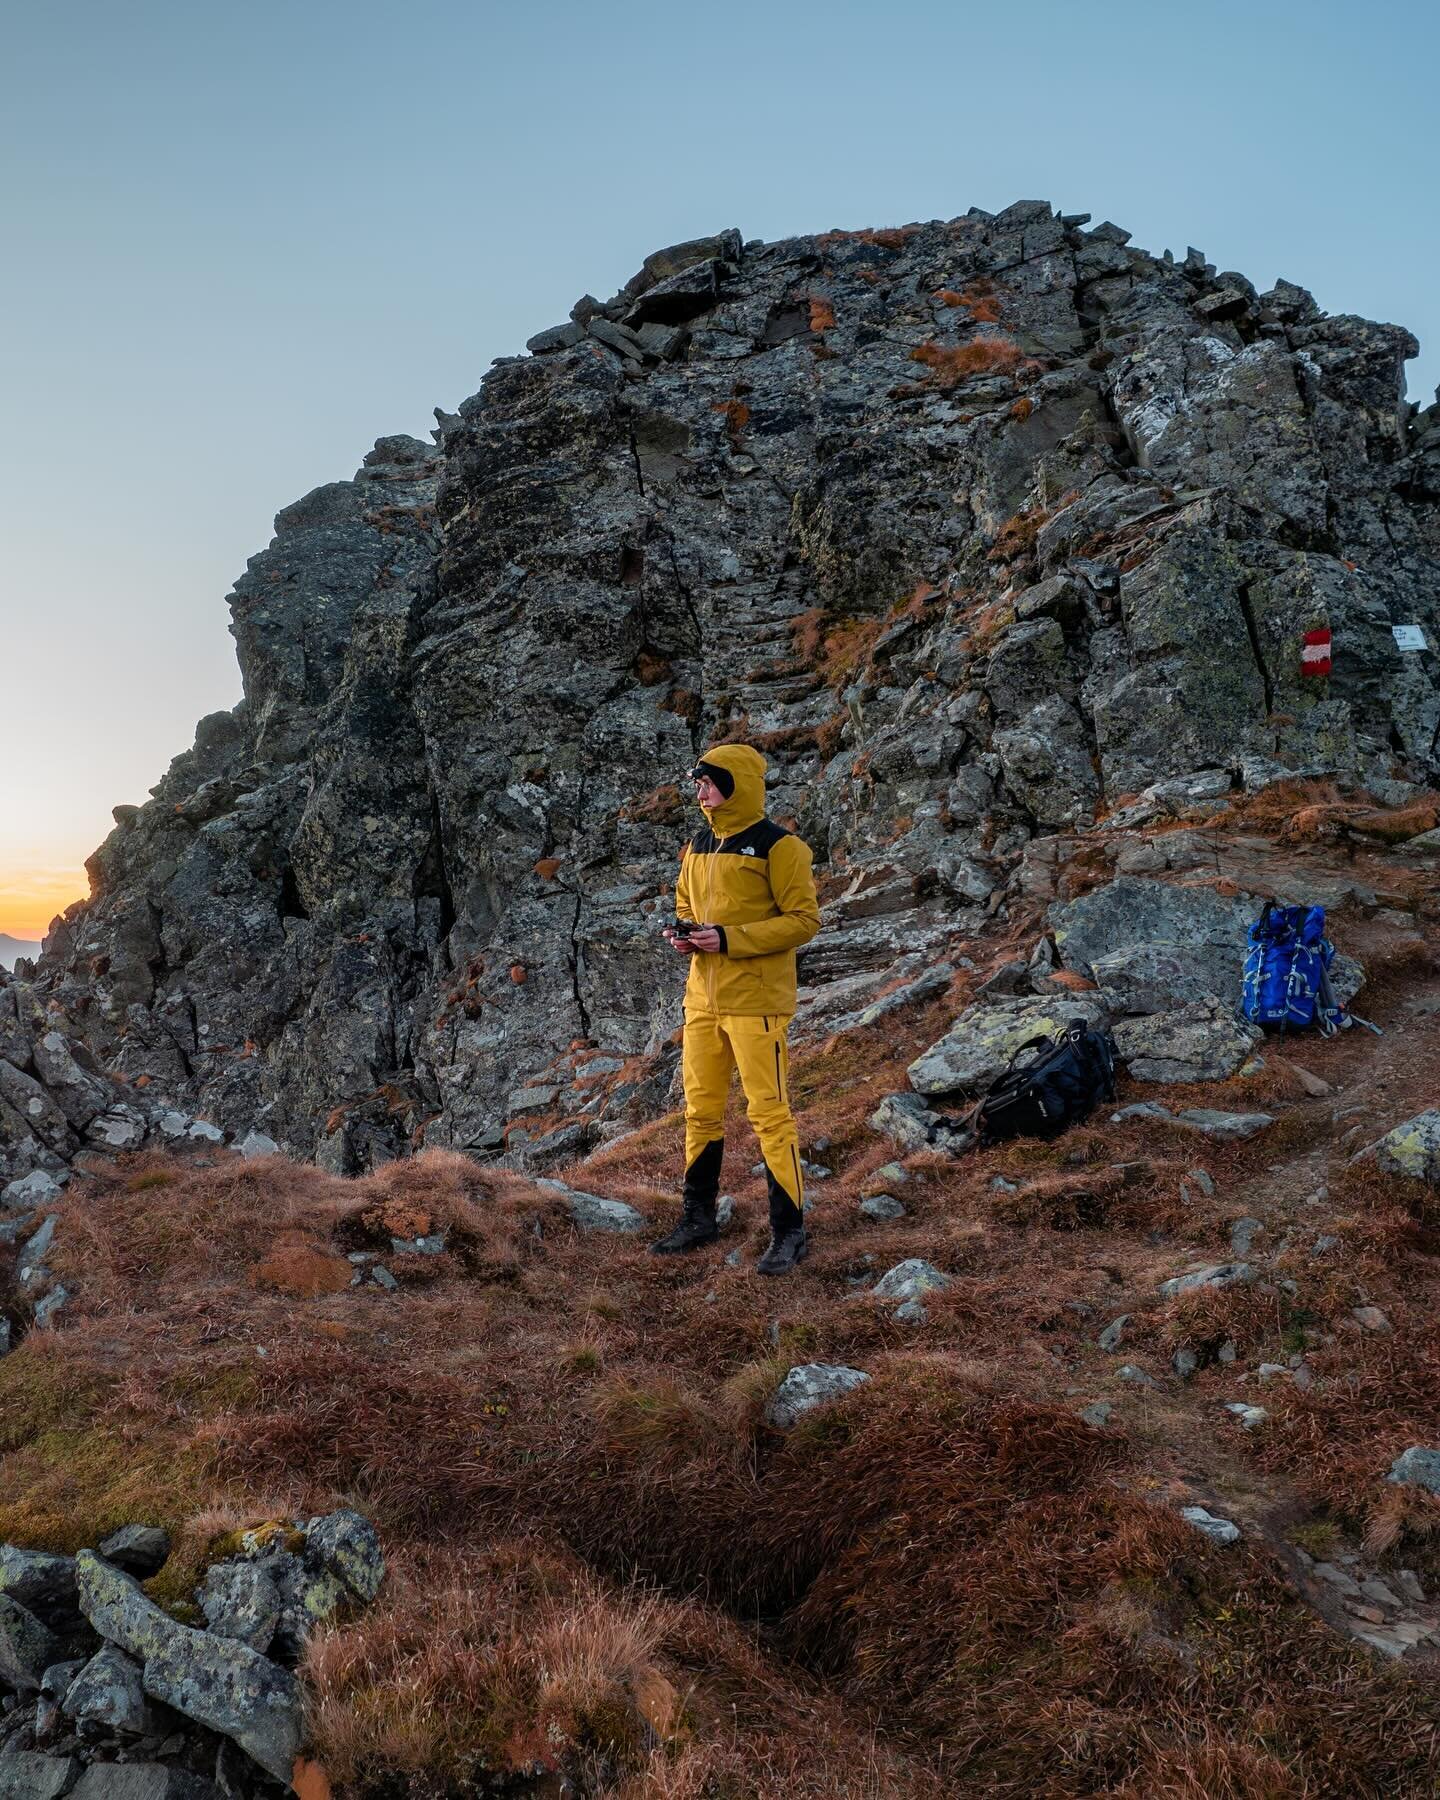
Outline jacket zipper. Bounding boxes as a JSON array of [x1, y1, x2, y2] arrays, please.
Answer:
[[706, 833, 718, 1011]]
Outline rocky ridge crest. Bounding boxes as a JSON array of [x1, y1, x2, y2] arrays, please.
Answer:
[[7, 201, 1440, 1184]]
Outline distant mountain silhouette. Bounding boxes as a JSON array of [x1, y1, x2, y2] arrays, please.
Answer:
[[0, 932, 41, 971]]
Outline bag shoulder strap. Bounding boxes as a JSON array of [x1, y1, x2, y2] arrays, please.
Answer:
[[998, 1033, 1061, 1077]]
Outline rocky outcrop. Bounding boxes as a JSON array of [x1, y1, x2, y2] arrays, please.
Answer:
[[0, 1510, 384, 1794], [16, 204, 1440, 1176], [74, 1552, 301, 1782]]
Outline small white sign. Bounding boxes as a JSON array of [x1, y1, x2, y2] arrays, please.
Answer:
[[1393, 624, 1429, 652]]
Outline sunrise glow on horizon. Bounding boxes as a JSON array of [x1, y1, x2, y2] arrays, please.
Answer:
[[0, 851, 93, 944]]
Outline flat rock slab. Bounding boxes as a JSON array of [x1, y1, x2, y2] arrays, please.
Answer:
[[825, 962, 955, 1034], [1112, 999, 1260, 1082], [536, 1179, 646, 1233], [1173, 1108, 1274, 1141], [1160, 1262, 1255, 1300], [1051, 877, 1257, 994], [1116, 1103, 1273, 1141], [908, 996, 1106, 1096], [1181, 1505, 1240, 1544], [764, 1364, 870, 1430], [1092, 941, 1230, 1015]]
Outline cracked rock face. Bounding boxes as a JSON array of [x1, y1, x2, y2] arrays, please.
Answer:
[[14, 203, 1440, 1174]]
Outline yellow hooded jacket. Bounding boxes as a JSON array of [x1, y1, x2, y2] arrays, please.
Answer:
[[675, 743, 821, 1017]]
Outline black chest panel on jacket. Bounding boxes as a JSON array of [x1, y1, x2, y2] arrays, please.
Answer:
[[689, 818, 790, 859]]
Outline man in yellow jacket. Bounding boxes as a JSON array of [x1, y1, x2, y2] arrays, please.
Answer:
[[652, 742, 822, 1275]]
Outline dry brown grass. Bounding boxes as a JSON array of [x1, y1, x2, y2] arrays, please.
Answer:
[[816, 226, 918, 252], [624, 783, 686, 826], [1212, 778, 1440, 848], [788, 608, 889, 689], [935, 280, 1004, 324], [10, 929, 1440, 1793], [711, 396, 750, 452], [304, 1542, 675, 1786], [909, 335, 1027, 388]]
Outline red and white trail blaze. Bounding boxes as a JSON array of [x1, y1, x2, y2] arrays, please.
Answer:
[[1301, 627, 1333, 677]]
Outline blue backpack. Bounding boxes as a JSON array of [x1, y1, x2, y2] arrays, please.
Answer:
[[1240, 902, 1348, 1035]]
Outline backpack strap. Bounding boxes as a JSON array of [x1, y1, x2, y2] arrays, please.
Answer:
[[1314, 964, 1341, 1037], [998, 1033, 1059, 1076]]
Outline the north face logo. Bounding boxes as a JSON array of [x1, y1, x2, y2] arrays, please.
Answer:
[[741, 846, 757, 856]]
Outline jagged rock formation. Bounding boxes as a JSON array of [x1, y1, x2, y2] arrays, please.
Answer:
[[15, 202, 1440, 1176], [0, 1510, 383, 1793]]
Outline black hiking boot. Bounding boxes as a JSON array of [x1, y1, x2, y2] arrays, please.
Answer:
[[651, 1140, 723, 1256], [756, 1175, 807, 1277], [650, 1198, 720, 1255], [756, 1224, 808, 1275]]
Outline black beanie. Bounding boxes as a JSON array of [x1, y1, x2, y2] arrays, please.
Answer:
[[690, 759, 735, 799]]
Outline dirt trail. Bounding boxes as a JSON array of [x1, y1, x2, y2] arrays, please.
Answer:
[[1109, 959, 1440, 1663]]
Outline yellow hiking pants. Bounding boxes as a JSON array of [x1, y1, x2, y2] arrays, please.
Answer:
[[682, 1010, 803, 1209]]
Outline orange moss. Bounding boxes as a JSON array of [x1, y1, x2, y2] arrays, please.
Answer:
[[711, 398, 750, 450], [358, 1198, 433, 1241], [252, 1243, 354, 1299], [1043, 968, 1098, 992], [808, 296, 836, 332]]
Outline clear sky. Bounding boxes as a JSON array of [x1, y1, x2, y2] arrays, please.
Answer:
[[2, 0, 1436, 941]]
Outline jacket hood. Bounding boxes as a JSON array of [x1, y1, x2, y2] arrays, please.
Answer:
[[696, 743, 768, 837]]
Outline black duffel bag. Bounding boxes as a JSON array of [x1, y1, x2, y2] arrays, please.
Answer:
[[971, 1022, 1118, 1146]]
